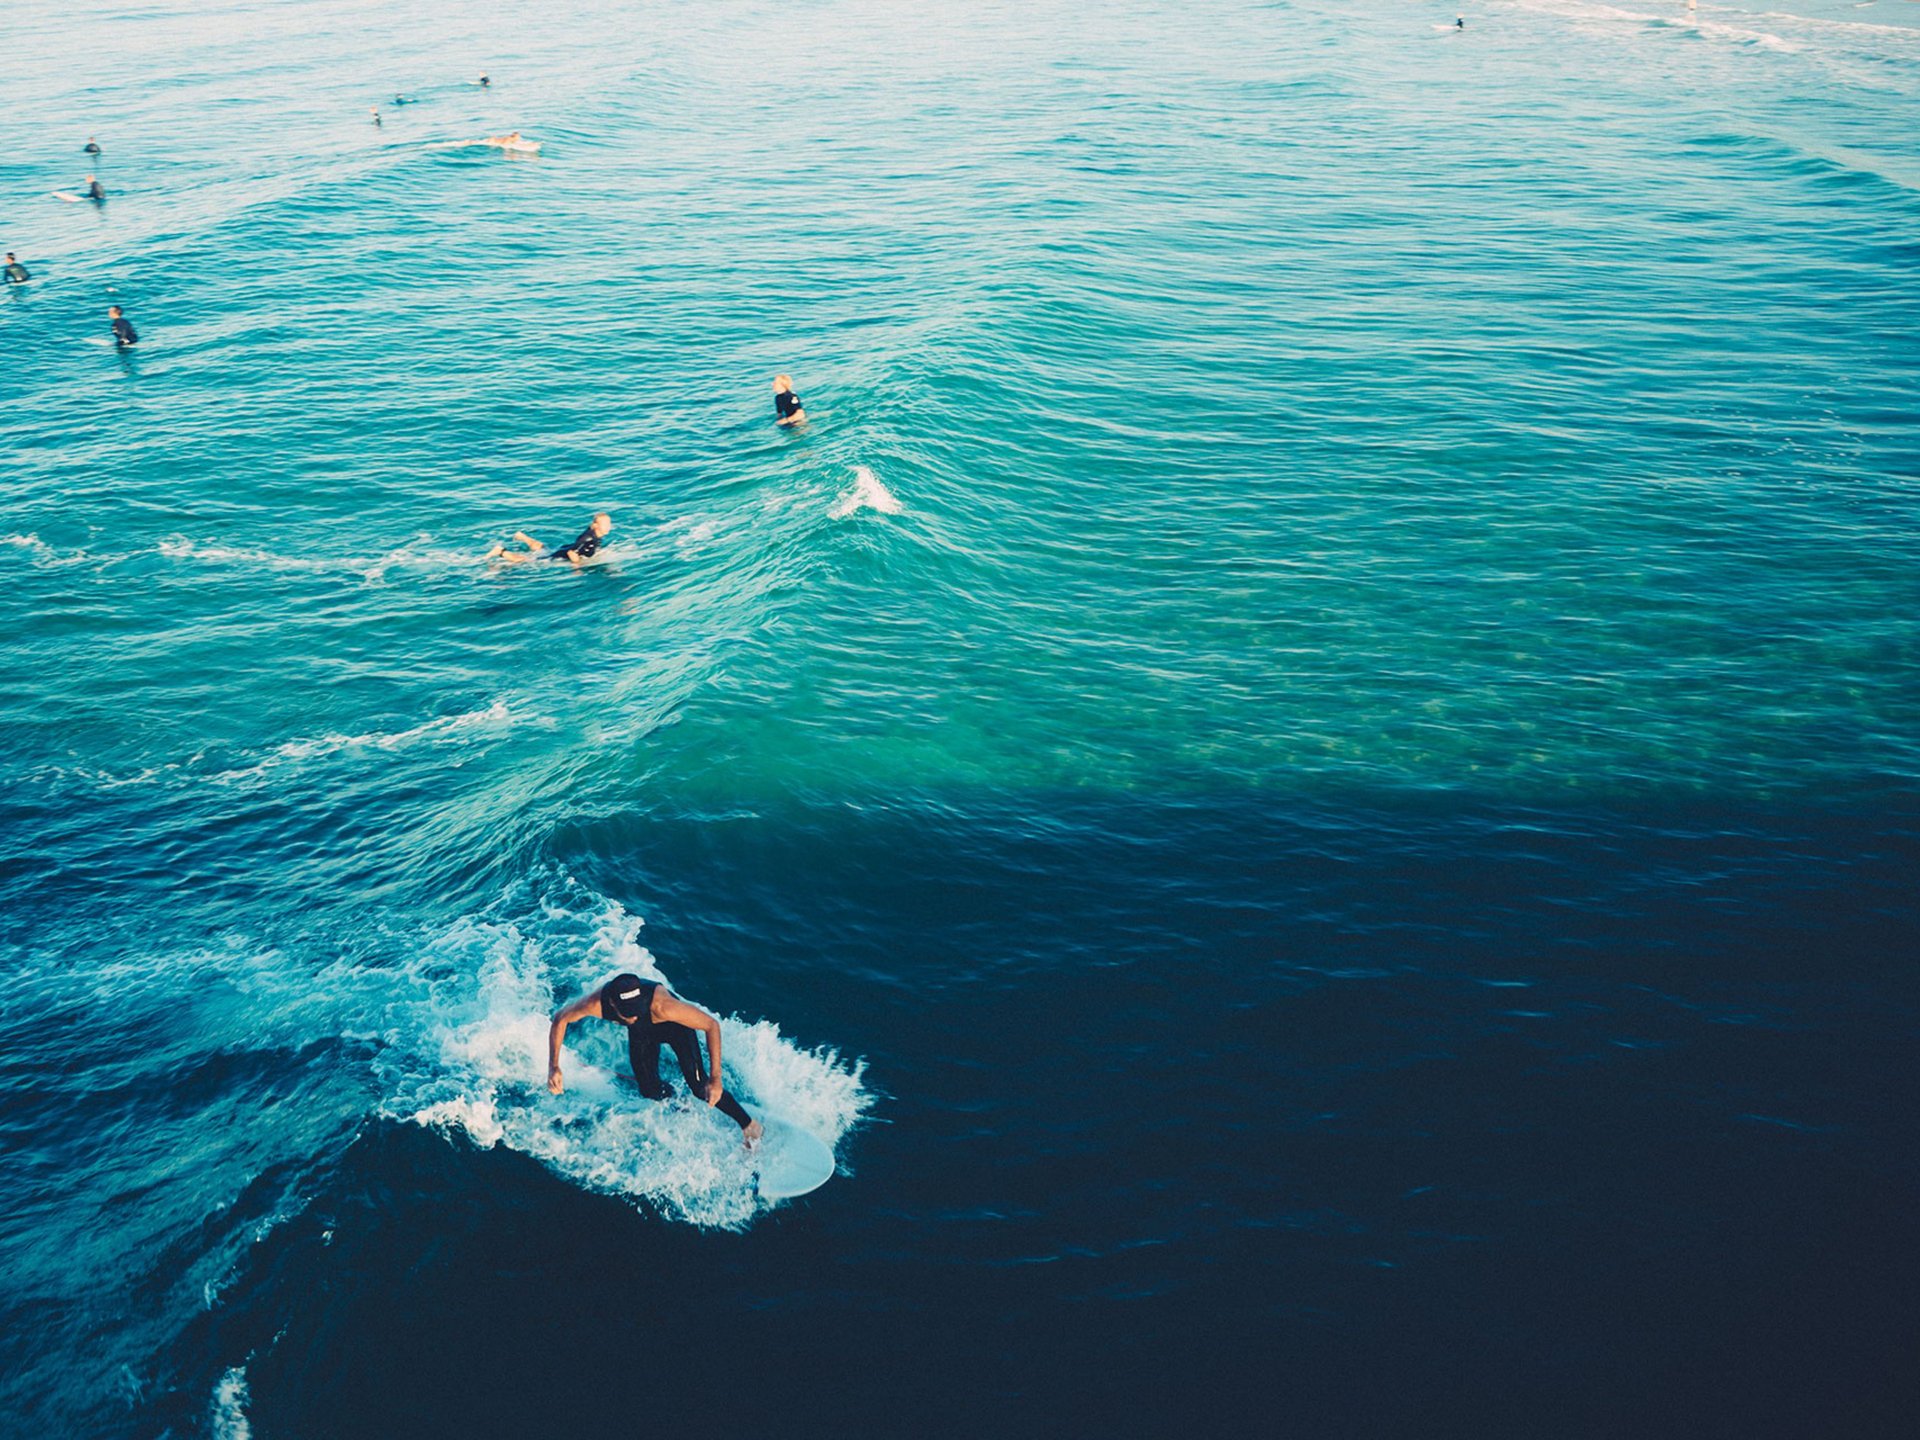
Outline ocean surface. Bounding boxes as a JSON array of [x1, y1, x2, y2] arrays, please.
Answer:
[[3, 0, 1918, 1434]]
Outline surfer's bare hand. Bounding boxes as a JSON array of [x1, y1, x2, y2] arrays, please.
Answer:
[[547, 1066, 564, 1095], [705, 1077, 723, 1106]]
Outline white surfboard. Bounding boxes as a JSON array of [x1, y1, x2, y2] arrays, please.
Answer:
[[753, 1119, 836, 1200], [51, 191, 83, 203]]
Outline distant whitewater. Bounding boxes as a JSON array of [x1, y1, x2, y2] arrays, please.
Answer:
[[830, 466, 903, 519]]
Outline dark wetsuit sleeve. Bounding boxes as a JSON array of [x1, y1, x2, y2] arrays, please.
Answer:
[[549, 527, 599, 562]]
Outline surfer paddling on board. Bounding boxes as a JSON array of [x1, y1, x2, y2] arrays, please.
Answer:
[[484, 511, 610, 565], [548, 973, 765, 1146]]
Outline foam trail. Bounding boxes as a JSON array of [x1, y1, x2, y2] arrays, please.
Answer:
[[830, 466, 904, 520], [156, 536, 475, 580]]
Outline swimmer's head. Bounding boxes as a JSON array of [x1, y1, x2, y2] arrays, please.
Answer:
[[591, 513, 613, 537], [603, 974, 648, 1024], [773, 374, 794, 392]]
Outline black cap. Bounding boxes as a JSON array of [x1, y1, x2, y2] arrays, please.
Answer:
[[602, 974, 648, 1022]]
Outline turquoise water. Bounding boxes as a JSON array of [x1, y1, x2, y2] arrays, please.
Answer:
[[3, 1, 1918, 1435]]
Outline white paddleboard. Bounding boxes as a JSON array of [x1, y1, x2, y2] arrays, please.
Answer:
[[753, 1119, 836, 1200], [51, 191, 83, 203]]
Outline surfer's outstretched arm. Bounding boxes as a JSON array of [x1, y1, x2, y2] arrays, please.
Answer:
[[546, 990, 603, 1093], [652, 992, 729, 1106]]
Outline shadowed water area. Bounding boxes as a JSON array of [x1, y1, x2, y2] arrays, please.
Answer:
[[2, 0, 1917, 1435]]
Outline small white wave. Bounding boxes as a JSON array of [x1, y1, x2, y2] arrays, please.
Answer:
[[274, 700, 512, 760], [1507, 0, 1798, 50], [383, 894, 870, 1228], [211, 1366, 252, 1440], [829, 466, 904, 520], [207, 701, 522, 785]]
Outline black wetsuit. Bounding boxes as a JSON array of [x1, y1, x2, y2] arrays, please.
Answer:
[[604, 979, 754, 1132], [84, 142, 101, 154], [111, 315, 138, 346], [4, 262, 28, 285], [775, 389, 804, 423], [86, 180, 105, 201], [549, 525, 601, 562]]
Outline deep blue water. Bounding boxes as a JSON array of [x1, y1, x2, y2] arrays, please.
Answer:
[[3, 0, 1918, 1435]]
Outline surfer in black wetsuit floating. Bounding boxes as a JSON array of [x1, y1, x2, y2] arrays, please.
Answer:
[[83, 136, 102, 155], [484, 511, 611, 565], [85, 175, 105, 202], [773, 373, 806, 427], [547, 972, 765, 1145], [4, 253, 30, 284], [108, 304, 137, 347]]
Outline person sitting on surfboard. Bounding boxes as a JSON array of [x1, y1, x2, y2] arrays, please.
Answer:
[[85, 175, 105, 202], [773, 373, 806, 427], [4, 253, 30, 285], [484, 511, 610, 565], [548, 973, 764, 1146], [108, 304, 137, 347]]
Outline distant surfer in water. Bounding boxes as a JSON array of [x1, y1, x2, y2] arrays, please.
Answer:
[[477, 72, 490, 87], [108, 304, 137, 347], [83, 136, 102, 155], [85, 175, 106, 202], [773, 373, 806, 427], [481, 131, 536, 152], [371, 105, 382, 126], [4, 253, 30, 285], [548, 973, 765, 1145], [484, 511, 611, 565]]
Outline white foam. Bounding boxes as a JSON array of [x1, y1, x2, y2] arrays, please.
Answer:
[[206, 701, 523, 785], [1505, 0, 1798, 49], [3, 532, 96, 567], [829, 466, 904, 520], [157, 536, 474, 581], [210, 1366, 252, 1440], [380, 892, 871, 1228]]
